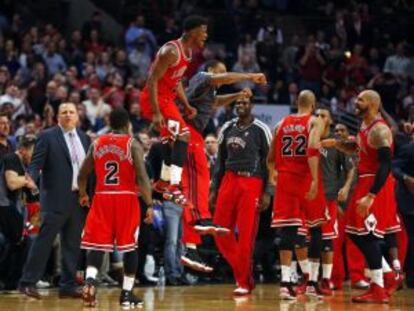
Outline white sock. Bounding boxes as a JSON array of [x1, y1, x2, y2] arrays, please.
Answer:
[[290, 261, 298, 283], [186, 243, 197, 250], [122, 275, 135, 291], [310, 261, 320, 282], [364, 268, 371, 279], [322, 264, 333, 280], [281, 265, 291, 283], [160, 163, 171, 182], [170, 164, 183, 185], [370, 269, 384, 287], [382, 257, 392, 273], [298, 259, 310, 276], [392, 259, 401, 271], [85, 266, 98, 280]]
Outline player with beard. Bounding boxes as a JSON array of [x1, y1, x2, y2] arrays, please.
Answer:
[[322, 90, 403, 303]]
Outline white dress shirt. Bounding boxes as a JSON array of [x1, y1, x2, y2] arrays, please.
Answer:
[[62, 127, 86, 190]]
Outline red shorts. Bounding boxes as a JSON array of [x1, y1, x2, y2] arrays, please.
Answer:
[[140, 91, 189, 139], [345, 175, 396, 238], [321, 200, 339, 240], [272, 172, 327, 228], [182, 125, 211, 224], [81, 193, 140, 252]]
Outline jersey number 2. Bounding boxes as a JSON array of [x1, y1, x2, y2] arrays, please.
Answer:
[[282, 135, 307, 156], [104, 161, 119, 185]]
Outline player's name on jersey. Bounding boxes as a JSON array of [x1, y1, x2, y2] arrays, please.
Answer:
[[282, 124, 306, 134], [95, 144, 128, 160]]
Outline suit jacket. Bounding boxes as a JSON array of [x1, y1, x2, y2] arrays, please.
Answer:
[[29, 126, 91, 213]]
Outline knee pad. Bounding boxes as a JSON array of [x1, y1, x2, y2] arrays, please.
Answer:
[[322, 239, 333, 252], [279, 227, 298, 251], [308, 227, 323, 258], [294, 234, 307, 249], [384, 233, 397, 249]]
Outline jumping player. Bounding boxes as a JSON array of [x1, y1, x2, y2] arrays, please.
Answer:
[[78, 108, 153, 307], [179, 60, 267, 271], [267, 90, 325, 300], [139, 15, 208, 205], [321, 90, 402, 303]]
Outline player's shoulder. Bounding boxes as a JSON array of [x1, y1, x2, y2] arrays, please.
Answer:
[[217, 118, 238, 142], [252, 118, 272, 140]]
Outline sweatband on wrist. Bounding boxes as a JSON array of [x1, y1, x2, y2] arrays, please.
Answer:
[[307, 147, 320, 157]]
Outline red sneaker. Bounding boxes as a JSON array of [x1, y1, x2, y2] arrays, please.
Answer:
[[352, 283, 389, 304], [82, 282, 97, 307], [163, 184, 188, 206], [153, 179, 170, 193], [320, 278, 333, 296], [295, 273, 309, 295], [384, 271, 405, 295]]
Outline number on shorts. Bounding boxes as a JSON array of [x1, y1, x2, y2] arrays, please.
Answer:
[[282, 134, 307, 156], [104, 161, 119, 185]]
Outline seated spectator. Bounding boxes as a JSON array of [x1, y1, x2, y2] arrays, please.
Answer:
[[42, 42, 67, 76], [0, 83, 23, 115], [82, 87, 111, 127], [232, 54, 261, 91], [125, 14, 157, 57], [383, 42, 411, 78], [0, 113, 14, 160]]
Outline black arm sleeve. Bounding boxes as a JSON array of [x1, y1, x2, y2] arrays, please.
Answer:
[[370, 146, 392, 194]]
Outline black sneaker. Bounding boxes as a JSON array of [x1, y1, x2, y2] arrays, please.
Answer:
[[119, 290, 144, 307], [180, 248, 213, 273], [194, 219, 230, 236]]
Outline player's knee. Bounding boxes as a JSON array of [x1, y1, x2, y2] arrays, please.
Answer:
[[322, 239, 333, 252], [178, 131, 190, 142], [294, 234, 307, 249]]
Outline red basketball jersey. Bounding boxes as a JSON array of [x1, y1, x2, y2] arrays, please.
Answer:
[[93, 134, 137, 193], [357, 118, 393, 175], [274, 114, 312, 174], [142, 39, 191, 100]]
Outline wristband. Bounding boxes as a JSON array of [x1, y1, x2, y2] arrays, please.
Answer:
[[307, 147, 320, 157]]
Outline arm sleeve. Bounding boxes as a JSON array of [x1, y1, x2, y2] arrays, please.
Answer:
[[370, 146, 392, 194]]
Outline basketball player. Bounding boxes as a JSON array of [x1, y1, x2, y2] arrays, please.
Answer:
[[267, 90, 325, 300], [179, 60, 267, 271], [139, 15, 208, 206], [209, 97, 273, 296], [78, 108, 153, 307], [313, 108, 356, 295], [321, 90, 402, 303]]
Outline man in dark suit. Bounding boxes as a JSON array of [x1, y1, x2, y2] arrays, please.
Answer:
[[18, 102, 90, 299], [392, 140, 414, 288]]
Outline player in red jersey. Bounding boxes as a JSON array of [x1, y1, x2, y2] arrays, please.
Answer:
[[140, 15, 208, 206], [322, 90, 402, 303], [78, 108, 153, 307], [267, 90, 325, 300]]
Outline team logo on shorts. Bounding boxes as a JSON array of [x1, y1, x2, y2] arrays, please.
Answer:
[[364, 213, 377, 232]]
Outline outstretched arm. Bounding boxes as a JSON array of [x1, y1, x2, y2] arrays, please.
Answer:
[[209, 72, 266, 86], [320, 138, 358, 155], [215, 88, 252, 107]]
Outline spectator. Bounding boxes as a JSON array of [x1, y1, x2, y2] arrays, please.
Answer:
[[298, 37, 326, 96], [128, 39, 151, 82], [125, 15, 157, 57], [232, 54, 261, 90], [205, 134, 218, 178], [82, 87, 111, 127], [129, 103, 148, 134], [0, 113, 14, 160], [42, 42, 67, 76], [95, 51, 115, 82], [383, 42, 411, 77], [82, 11, 103, 41], [0, 83, 22, 114], [158, 17, 180, 44]]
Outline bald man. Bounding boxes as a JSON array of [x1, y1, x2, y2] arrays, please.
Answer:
[[268, 90, 326, 300], [322, 90, 403, 303]]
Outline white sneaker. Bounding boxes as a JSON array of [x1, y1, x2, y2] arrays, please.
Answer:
[[280, 285, 297, 300], [353, 280, 370, 289], [36, 280, 51, 288], [233, 287, 250, 296]]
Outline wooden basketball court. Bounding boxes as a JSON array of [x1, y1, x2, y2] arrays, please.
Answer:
[[0, 284, 413, 310]]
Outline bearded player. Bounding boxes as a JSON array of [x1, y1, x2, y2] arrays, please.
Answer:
[[78, 108, 153, 307], [321, 90, 403, 303], [140, 15, 208, 205]]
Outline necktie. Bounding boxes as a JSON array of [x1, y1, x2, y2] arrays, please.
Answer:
[[68, 132, 80, 164]]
